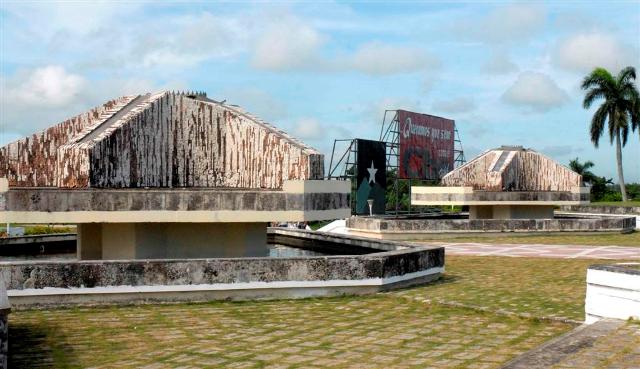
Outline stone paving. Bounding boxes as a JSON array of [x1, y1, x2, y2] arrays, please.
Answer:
[[8, 255, 640, 368], [423, 242, 640, 259], [9, 295, 570, 369]]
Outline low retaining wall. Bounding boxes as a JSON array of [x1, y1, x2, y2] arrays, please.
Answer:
[[347, 214, 636, 239], [559, 205, 640, 230], [0, 283, 9, 369], [0, 230, 444, 308], [585, 264, 640, 324], [560, 205, 640, 215]]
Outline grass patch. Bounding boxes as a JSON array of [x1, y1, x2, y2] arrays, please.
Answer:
[[409, 231, 640, 246], [23, 225, 76, 236], [391, 256, 621, 321], [590, 201, 640, 207]]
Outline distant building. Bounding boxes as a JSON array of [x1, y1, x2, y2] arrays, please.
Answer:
[[0, 91, 349, 259], [411, 146, 589, 219]]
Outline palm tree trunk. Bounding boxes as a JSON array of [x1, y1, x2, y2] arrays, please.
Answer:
[[615, 130, 628, 202]]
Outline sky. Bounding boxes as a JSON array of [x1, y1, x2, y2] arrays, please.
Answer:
[[1, 0, 639, 181]]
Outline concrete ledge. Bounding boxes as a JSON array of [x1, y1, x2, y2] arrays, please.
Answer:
[[347, 215, 636, 237], [6, 270, 442, 308], [585, 264, 640, 324], [0, 186, 351, 223], [560, 205, 640, 215], [502, 319, 623, 369], [411, 187, 588, 206], [0, 230, 444, 308]]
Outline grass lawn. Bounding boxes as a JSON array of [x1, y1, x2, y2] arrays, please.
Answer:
[[9, 256, 613, 368], [392, 256, 611, 322], [409, 231, 640, 247], [589, 201, 640, 207]]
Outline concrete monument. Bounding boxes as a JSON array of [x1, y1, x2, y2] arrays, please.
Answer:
[[0, 91, 350, 259], [411, 146, 589, 219]]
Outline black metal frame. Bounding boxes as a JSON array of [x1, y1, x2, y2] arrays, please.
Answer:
[[327, 110, 466, 216]]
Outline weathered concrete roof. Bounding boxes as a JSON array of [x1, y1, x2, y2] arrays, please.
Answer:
[[441, 146, 582, 191], [0, 91, 323, 189]]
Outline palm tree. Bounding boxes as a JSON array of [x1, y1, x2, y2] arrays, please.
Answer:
[[568, 157, 597, 185], [581, 66, 640, 202]]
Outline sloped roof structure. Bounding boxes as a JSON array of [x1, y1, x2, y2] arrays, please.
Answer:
[[0, 91, 323, 189], [441, 146, 582, 191]]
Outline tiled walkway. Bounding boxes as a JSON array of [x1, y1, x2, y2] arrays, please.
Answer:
[[421, 242, 640, 259], [9, 295, 570, 369]]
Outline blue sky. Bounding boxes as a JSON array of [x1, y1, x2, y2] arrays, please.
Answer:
[[1, 1, 639, 181]]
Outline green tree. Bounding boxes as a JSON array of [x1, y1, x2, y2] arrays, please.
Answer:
[[568, 157, 598, 185], [581, 66, 640, 202]]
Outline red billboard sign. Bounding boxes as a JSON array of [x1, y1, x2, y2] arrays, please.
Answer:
[[397, 110, 455, 179]]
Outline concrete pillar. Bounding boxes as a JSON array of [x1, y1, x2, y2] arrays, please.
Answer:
[[470, 205, 554, 220], [101, 224, 136, 260], [77, 223, 102, 260], [469, 206, 493, 219]]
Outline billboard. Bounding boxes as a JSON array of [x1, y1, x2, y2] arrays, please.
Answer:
[[397, 110, 455, 179], [355, 139, 386, 215]]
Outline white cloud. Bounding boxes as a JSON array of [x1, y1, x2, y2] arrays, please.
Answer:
[[221, 88, 288, 122], [346, 42, 440, 75], [250, 14, 439, 75], [4, 66, 86, 107], [432, 97, 476, 114], [502, 72, 569, 112], [251, 15, 323, 71], [367, 97, 422, 124], [293, 118, 325, 140], [483, 51, 519, 75], [0, 66, 185, 135], [453, 3, 546, 44], [553, 32, 639, 73]]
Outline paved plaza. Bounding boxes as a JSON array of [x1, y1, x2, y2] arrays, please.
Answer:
[[10, 292, 570, 369], [9, 255, 640, 368], [426, 242, 640, 259]]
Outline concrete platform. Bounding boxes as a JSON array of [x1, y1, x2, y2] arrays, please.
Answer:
[[1, 229, 444, 308], [347, 214, 636, 239]]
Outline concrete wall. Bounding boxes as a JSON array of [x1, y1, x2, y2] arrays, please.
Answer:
[[560, 205, 640, 215], [411, 187, 588, 205], [585, 265, 640, 324], [0, 91, 324, 189], [470, 205, 554, 220], [0, 96, 134, 187], [0, 230, 444, 307], [0, 283, 9, 369], [441, 148, 582, 191], [78, 222, 267, 260], [347, 215, 636, 238], [0, 180, 351, 223]]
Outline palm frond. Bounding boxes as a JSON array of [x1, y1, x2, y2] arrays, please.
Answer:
[[590, 103, 608, 147], [581, 68, 615, 91], [617, 66, 636, 85], [583, 87, 607, 109]]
